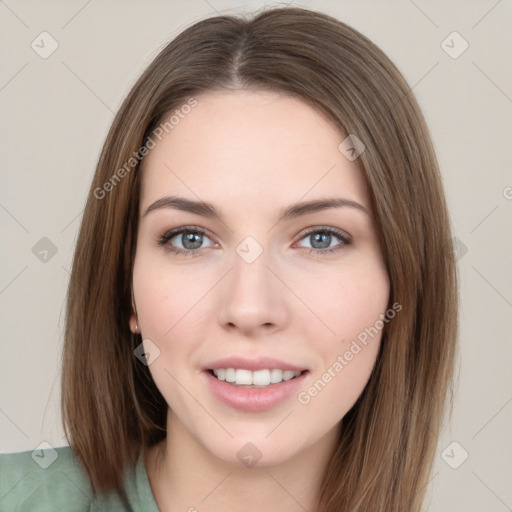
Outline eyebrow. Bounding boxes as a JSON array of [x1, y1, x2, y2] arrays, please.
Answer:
[[143, 195, 369, 222]]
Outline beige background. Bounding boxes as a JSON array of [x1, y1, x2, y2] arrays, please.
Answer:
[[1, 0, 511, 510]]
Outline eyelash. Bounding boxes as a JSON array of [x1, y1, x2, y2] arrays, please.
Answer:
[[157, 225, 351, 258]]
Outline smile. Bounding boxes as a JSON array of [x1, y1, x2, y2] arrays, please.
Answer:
[[209, 368, 303, 387]]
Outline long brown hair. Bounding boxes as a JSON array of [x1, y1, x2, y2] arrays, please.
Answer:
[[61, 6, 458, 510]]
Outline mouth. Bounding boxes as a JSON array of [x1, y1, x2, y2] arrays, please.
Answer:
[[203, 366, 310, 412], [206, 368, 308, 388]]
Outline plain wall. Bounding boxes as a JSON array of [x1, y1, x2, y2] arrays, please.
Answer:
[[1, 1, 511, 510]]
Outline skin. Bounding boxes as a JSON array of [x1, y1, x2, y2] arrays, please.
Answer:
[[129, 89, 390, 512]]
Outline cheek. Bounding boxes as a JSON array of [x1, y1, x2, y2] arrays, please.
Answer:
[[305, 258, 390, 345], [133, 255, 210, 341], [131, 257, 211, 408], [132, 261, 208, 412], [295, 260, 388, 414]]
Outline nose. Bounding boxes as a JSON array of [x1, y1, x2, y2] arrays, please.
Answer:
[[217, 247, 289, 337]]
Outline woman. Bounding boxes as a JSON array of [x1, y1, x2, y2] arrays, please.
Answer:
[[0, 6, 458, 511]]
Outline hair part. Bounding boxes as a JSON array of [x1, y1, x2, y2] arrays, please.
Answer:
[[61, 6, 458, 510]]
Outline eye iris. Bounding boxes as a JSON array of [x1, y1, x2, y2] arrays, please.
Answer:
[[311, 232, 331, 249], [182, 232, 203, 250]]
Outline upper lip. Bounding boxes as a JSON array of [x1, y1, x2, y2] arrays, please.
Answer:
[[203, 356, 308, 373]]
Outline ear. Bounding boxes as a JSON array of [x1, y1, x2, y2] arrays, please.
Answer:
[[129, 311, 139, 333]]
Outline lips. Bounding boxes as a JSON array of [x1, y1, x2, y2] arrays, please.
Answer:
[[203, 368, 309, 412], [203, 356, 308, 373]]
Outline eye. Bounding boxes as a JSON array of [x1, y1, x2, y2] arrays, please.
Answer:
[[158, 226, 217, 257], [295, 226, 351, 255], [158, 225, 351, 257]]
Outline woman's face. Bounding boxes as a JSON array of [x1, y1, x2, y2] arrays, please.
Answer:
[[131, 89, 389, 467]]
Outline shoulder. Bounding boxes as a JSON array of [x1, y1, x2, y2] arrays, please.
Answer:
[[0, 445, 99, 511]]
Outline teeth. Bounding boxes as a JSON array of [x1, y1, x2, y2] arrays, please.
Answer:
[[270, 369, 283, 383], [212, 368, 302, 386], [282, 370, 296, 381], [253, 369, 271, 386], [235, 369, 252, 385]]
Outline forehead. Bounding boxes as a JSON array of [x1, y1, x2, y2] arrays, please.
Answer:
[[139, 89, 369, 212]]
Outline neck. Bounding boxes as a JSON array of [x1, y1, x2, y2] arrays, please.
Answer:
[[145, 409, 339, 512]]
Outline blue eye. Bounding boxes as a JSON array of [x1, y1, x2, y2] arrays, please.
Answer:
[[158, 226, 215, 257], [296, 227, 351, 254], [158, 226, 351, 257]]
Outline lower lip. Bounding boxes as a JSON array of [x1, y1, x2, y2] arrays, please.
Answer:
[[203, 370, 309, 412]]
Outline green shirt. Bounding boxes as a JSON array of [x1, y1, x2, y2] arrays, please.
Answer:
[[0, 445, 160, 511]]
